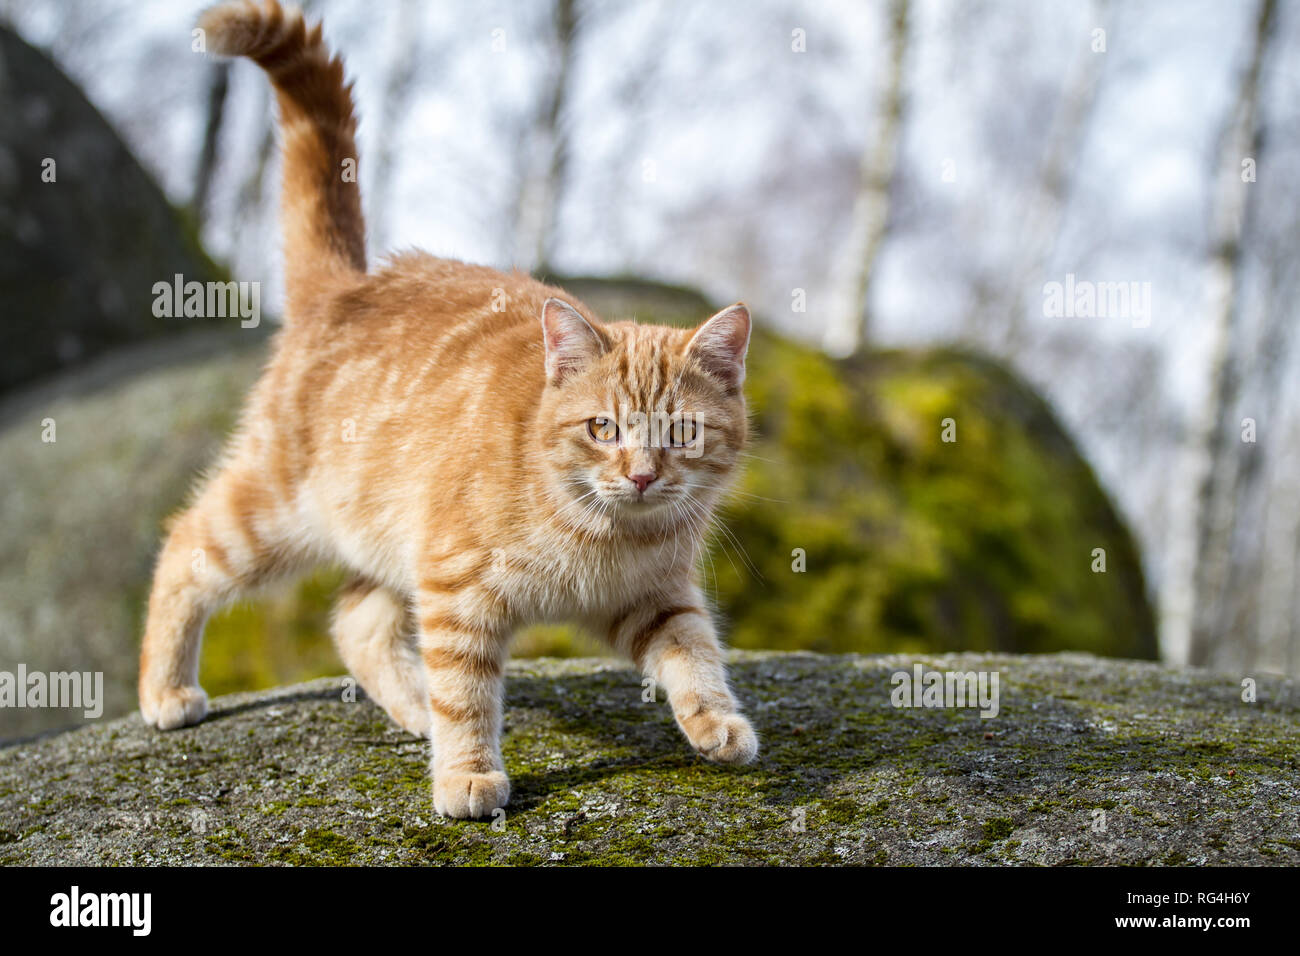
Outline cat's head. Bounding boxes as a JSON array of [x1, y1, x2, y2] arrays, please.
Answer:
[[536, 297, 750, 534]]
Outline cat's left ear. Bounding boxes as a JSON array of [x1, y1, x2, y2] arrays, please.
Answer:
[[541, 298, 607, 385], [687, 303, 751, 390]]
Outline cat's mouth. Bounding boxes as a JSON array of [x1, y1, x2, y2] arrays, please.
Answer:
[[610, 489, 671, 511], [618, 493, 668, 510], [588, 481, 678, 515]]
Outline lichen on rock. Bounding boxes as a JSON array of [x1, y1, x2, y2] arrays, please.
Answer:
[[1, 651, 1295, 866]]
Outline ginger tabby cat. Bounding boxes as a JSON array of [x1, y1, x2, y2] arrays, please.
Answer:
[[139, 0, 758, 818]]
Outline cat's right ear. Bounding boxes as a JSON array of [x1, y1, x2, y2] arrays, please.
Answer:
[[541, 298, 607, 386]]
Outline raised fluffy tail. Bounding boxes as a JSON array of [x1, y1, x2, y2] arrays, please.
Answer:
[[199, 0, 366, 314]]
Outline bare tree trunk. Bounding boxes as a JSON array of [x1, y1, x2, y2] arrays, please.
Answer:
[[1220, 189, 1300, 672], [994, 0, 1108, 351], [1289, 499, 1300, 675], [513, 0, 579, 274], [1187, 0, 1278, 668], [823, 0, 909, 358], [229, 106, 276, 286], [367, 0, 423, 253], [191, 62, 231, 223], [535, 0, 577, 273], [237, 117, 276, 224]]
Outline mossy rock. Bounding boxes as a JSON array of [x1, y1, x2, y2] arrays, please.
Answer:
[[723, 336, 1156, 659], [1, 652, 1295, 865]]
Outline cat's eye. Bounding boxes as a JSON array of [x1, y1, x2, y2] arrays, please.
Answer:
[[588, 417, 618, 443], [669, 418, 697, 447]]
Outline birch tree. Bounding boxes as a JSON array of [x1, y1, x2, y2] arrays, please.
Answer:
[[1187, 0, 1279, 668], [511, 0, 580, 273], [993, 0, 1108, 350], [822, 0, 909, 358], [366, 0, 423, 253]]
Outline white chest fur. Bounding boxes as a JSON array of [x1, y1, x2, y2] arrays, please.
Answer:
[[487, 527, 689, 626]]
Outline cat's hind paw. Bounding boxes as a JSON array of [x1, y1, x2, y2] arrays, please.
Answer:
[[433, 770, 510, 819], [141, 684, 208, 730]]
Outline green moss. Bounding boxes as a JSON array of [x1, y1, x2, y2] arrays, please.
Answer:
[[819, 798, 863, 825], [292, 828, 359, 865], [981, 817, 1016, 842], [206, 827, 259, 863]]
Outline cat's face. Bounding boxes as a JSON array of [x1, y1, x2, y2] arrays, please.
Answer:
[[537, 299, 750, 533]]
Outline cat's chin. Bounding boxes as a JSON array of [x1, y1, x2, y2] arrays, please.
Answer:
[[602, 494, 664, 512], [622, 496, 670, 512], [602, 493, 679, 521]]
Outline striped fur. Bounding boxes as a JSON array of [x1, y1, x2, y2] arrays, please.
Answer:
[[198, 0, 365, 314], [139, 1, 758, 819]]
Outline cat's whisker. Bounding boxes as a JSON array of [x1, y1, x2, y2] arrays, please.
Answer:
[[710, 512, 764, 583], [691, 481, 788, 505], [683, 491, 763, 584]]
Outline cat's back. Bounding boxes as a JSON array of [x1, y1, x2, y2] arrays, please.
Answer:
[[247, 254, 588, 494], [328, 252, 560, 351], [270, 252, 590, 417], [237, 253, 584, 555]]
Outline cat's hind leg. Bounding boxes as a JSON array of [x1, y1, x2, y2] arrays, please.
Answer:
[[331, 579, 430, 737], [139, 465, 305, 730]]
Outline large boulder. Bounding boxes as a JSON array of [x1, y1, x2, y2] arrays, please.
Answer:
[[0, 652, 1294, 865], [728, 337, 1157, 659], [0, 24, 227, 394]]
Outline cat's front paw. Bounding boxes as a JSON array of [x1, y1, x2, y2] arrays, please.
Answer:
[[433, 770, 510, 819], [140, 684, 208, 730], [679, 709, 759, 764]]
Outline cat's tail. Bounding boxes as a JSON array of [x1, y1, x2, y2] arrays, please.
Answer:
[[198, 0, 366, 315]]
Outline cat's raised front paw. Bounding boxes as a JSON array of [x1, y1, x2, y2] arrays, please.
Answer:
[[433, 770, 511, 819], [140, 684, 208, 730], [679, 709, 759, 764]]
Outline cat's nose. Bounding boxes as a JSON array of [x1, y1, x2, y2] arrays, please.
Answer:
[[627, 472, 656, 493]]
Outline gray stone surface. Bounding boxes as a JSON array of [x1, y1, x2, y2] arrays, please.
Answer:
[[1, 651, 1296, 865]]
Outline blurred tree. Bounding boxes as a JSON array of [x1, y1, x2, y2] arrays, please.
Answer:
[[191, 62, 231, 223], [511, 0, 580, 272], [1189, 0, 1278, 669], [991, 0, 1109, 351], [822, 0, 909, 358], [233, 96, 276, 267], [1217, 5, 1300, 676], [366, 0, 423, 252]]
